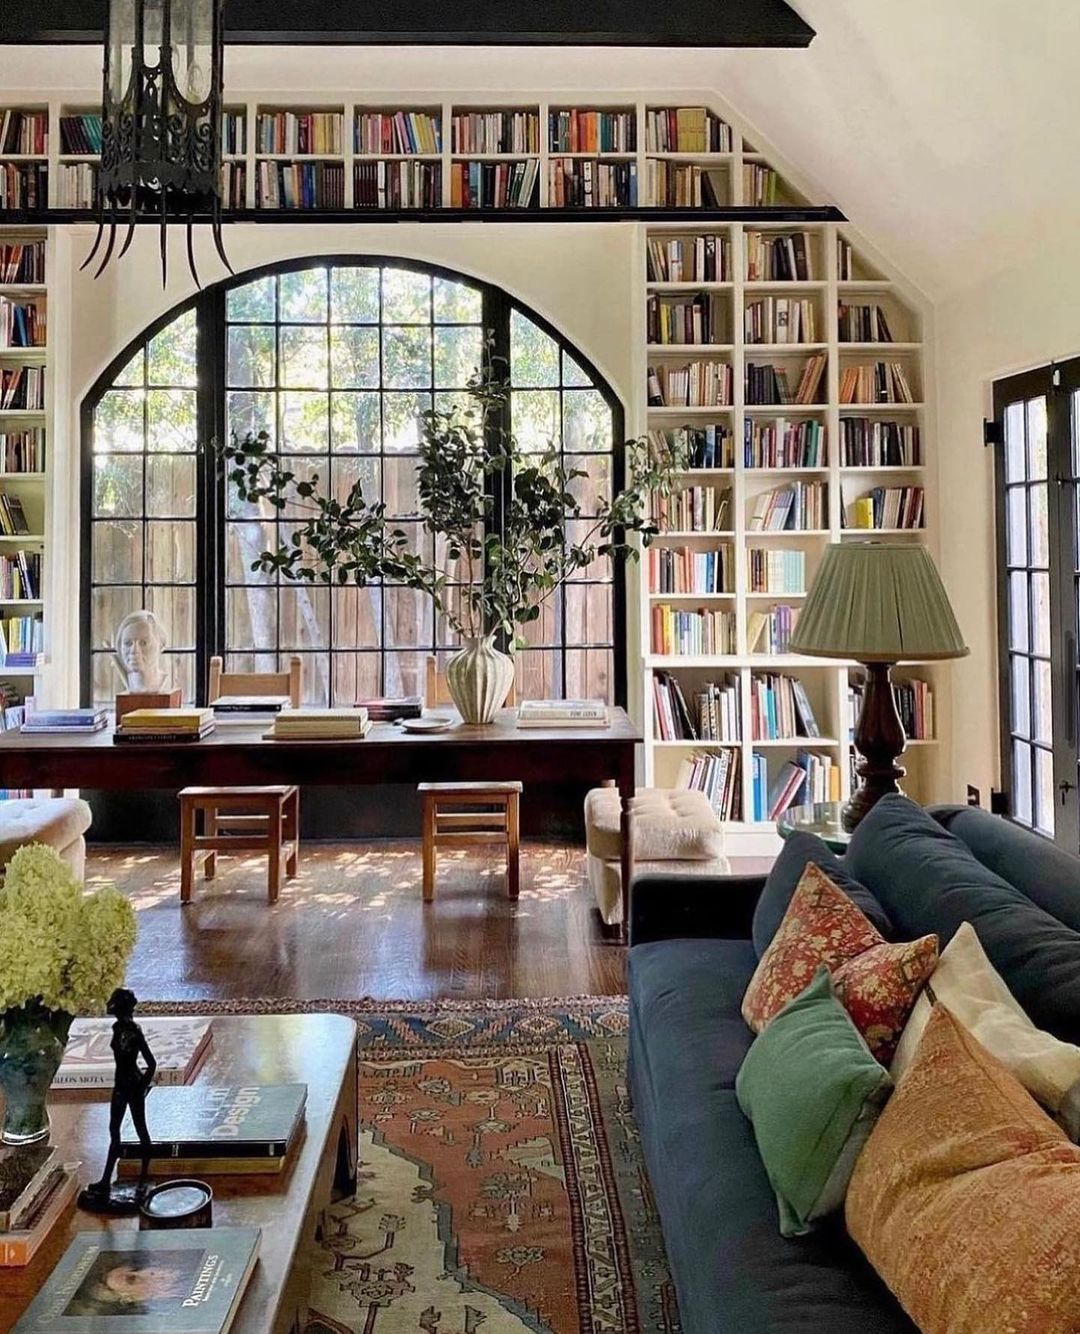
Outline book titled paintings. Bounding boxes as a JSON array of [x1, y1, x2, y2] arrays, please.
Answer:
[[751, 673, 820, 740], [13, 1227, 260, 1332], [54, 1017, 212, 1090]]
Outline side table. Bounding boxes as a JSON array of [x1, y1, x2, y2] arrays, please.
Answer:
[[776, 800, 851, 853]]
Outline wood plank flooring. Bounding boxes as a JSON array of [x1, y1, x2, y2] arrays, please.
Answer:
[[87, 840, 770, 1003]]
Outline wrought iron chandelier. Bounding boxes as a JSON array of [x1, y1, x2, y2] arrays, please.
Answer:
[[83, 0, 232, 285]]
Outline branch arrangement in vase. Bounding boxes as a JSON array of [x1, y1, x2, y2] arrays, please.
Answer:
[[221, 352, 685, 721]]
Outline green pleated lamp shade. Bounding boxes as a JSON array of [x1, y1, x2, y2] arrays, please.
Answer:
[[788, 542, 969, 663]]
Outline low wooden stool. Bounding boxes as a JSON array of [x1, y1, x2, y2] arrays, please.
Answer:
[[179, 785, 299, 905], [419, 781, 522, 902]]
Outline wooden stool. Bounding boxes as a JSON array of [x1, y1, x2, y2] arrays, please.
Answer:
[[179, 785, 299, 905], [419, 781, 522, 902]]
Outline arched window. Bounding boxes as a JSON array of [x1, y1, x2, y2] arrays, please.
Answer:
[[84, 258, 624, 708]]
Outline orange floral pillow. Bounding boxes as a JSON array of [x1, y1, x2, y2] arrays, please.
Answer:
[[741, 862, 937, 1063]]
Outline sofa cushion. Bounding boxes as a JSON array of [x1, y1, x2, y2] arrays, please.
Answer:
[[742, 863, 938, 1063], [628, 937, 758, 1090], [931, 803, 1080, 931], [584, 786, 725, 863], [629, 1019, 915, 1333], [752, 830, 894, 957], [846, 795, 1080, 1044], [0, 797, 92, 868], [848, 1004, 1080, 1334], [736, 968, 893, 1236]]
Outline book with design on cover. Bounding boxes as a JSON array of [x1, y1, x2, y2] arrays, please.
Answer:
[[54, 1018, 212, 1091], [13, 1227, 260, 1332], [120, 1084, 306, 1161]]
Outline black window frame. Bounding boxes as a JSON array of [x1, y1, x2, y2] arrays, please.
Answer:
[[81, 254, 627, 708]]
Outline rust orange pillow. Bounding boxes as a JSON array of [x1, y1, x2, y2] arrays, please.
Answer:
[[847, 1004, 1080, 1334], [741, 862, 937, 1063]]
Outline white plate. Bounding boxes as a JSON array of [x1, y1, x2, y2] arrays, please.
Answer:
[[400, 714, 456, 733]]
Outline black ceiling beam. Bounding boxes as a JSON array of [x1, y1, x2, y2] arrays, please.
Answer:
[[0, 0, 815, 47]]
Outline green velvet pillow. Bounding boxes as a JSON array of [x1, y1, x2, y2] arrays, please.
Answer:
[[735, 966, 893, 1237]]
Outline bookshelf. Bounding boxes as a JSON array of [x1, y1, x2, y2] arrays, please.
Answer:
[[639, 218, 936, 845]]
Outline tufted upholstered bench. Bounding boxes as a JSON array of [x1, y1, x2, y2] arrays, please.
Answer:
[[584, 786, 729, 928], [0, 797, 93, 879]]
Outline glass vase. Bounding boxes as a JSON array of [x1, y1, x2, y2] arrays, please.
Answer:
[[0, 1005, 70, 1146]]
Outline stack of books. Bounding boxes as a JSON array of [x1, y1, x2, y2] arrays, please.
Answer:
[[267, 707, 370, 740], [20, 707, 106, 734], [0, 1147, 79, 1267], [118, 1082, 307, 1177], [211, 694, 291, 727], [54, 1017, 212, 1091], [516, 699, 610, 729], [114, 708, 215, 744], [355, 695, 423, 722]]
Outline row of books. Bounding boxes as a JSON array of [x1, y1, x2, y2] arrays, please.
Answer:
[[550, 109, 635, 153], [356, 110, 441, 155], [651, 605, 736, 657], [749, 547, 805, 594], [647, 293, 726, 346], [0, 240, 45, 283], [747, 603, 800, 655], [849, 677, 934, 741], [748, 480, 828, 532], [222, 109, 246, 155], [754, 749, 840, 821], [356, 161, 441, 210], [645, 161, 724, 208], [452, 110, 540, 155], [0, 298, 44, 349], [652, 484, 731, 533], [846, 485, 925, 530], [548, 159, 636, 208], [0, 614, 43, 664], [114, 707, 215, 744], [744, 417, 826, 469], [0, 552, 39, 600], [676, 748, 741, 819], [746, 354, 827, 406], [0, 682, 24, 731], [20, 707, 106, 734], [646, 543, 733, 595], [645, 107, 732, 154], [648, 425, 734, 470], [745, 296, 818, 345], [0, 1146, 80, 1268], [452, 160, 539, 209], [838, 302, 896, 343], [254, 110, 344, 155], [0, 163, 47, 211], [53, 162, 96, 208], [743, 164, 782, 206], [0, 429, 44, 473], [745, 230, 815, 282], [751, 672, 820, 740], [0, 110, 46, 156], [256, 161, 345, 210], [648, 361, 734, 408], [840, 418, 921, 467], [655, 670, 741, 742], [57, 112, 102, 155], [1, 366, 45, 411], [837, 237, 855, 281], [646, 233, 730, 284], [839, 361, 917, 404], [220, 162, 247, 210]]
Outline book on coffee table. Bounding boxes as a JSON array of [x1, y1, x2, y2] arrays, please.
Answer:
[[0, 1166, 79, 1267], [13, 1227, 260, 1331], [0, 1146, 59, 1231], [53, 1017, 213, 1091]]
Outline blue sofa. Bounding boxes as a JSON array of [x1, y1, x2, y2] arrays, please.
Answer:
[[627, 795, 1080, 1333]]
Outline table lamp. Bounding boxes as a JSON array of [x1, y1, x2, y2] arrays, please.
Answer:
[[787, 542, 968, 831]]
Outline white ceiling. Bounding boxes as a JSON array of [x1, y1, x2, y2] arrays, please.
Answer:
[[2, 0, 1076, 302]]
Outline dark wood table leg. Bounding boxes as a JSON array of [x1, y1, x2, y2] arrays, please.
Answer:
[[617, 744, 636, 945]]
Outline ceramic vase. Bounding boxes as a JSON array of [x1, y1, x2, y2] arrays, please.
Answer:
[[0, 1004, 70, 1146], [445, 635, 515, 724]]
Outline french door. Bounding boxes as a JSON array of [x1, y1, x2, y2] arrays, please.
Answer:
[[993, 358, 1080, 848]]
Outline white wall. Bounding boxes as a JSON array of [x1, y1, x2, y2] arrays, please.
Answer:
[[936, 209, 1080, 801]]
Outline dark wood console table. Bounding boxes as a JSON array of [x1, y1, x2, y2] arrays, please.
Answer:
[[0, 708, 640, 931]]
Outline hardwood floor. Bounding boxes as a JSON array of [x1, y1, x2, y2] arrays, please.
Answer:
[[88, 840, 770, 1003]]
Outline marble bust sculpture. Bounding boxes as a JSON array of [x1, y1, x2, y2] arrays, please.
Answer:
[[114, 610, 169, 693]]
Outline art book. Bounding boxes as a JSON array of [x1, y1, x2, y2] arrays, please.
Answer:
[[53, 1018, 212, 1090], [120, 1083, 307, 1161], [13, 1228, 260, 1333]]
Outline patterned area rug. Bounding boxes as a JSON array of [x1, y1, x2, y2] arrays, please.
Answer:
[[145, 998, 679, 1334]]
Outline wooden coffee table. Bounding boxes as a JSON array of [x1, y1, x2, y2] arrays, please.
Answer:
[[0, 1013, 358, 1334]]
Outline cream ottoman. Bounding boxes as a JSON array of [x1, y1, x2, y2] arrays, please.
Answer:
[[0, 798, 93, 880], [584, 786, 730, 927]]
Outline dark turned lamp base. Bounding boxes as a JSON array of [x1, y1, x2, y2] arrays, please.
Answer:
[[842, 661, 907, 833]]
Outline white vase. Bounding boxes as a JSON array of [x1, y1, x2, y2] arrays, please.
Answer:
[[445, 635, 515, 724]]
